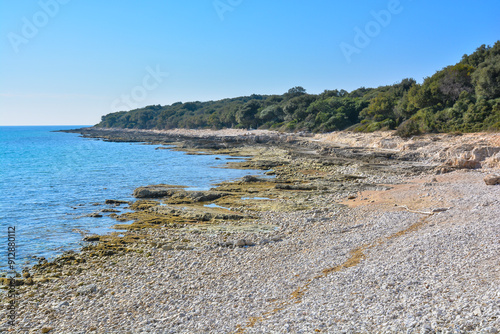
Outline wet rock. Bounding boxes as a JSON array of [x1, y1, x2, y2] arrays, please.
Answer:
[[105, 199, 131, 205], [83, 235, 100, 242], [86, 212, 103, 218], [101, 208, 120, 213], [484, 174, 500, 185], [241, 175, 261, 182]]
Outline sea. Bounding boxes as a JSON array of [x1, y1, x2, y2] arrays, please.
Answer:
[[0, 126, 265, 272]]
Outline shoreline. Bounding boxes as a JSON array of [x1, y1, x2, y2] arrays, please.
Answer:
[[2, 128, 499, 333]]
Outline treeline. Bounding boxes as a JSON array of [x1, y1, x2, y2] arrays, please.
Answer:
[[97, 41, 500, 136]]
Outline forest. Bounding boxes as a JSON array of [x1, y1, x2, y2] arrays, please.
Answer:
[[97, 41, 500, 137]]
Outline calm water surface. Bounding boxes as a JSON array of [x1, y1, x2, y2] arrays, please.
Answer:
[[0, 126, 265, 271]]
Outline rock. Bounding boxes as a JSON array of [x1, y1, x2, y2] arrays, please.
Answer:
[[275, 183, 317, 191], [83, 235, 100, 242], [150, 205, 244, 221], [241, 175, 260, 182], [162, 244, 174, 251], [57, 301, 69, 308], [347, 195, 357, 200], [104, 199, 131, 205], [481, 327, 498, 334], [101, 208, 120, 213], [234, 239, 246, 247], [77, 284, 97, 295], [444, 145, 500, 169], [174, 245, 194, 251], [259, 239, 270, 245], [432, 207, 449, 213], [133, 185, 179, 198], [484, 175, 500, 185], [485, 152, 500, 168], [473, 306, 482, 316], [41, 327, 54, 333], [86, 212, 103, 218], [171, 191, 227, 203]]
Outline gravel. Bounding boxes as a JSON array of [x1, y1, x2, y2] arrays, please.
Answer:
[[1, 164, 499, 333]]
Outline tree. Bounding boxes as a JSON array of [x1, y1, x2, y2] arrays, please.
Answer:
[[284, 86, 307, 99], [472, 54, 500, 99], [235, 100, 261, 128]]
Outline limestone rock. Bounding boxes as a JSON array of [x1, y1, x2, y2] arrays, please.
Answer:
[[484, 174, 500, 185], [444, 145, 500, 169]]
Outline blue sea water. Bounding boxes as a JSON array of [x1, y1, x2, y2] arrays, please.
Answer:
[[0, 126, 264, 272]]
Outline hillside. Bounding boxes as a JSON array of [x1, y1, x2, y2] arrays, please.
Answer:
[[97, 41, 500, 136]]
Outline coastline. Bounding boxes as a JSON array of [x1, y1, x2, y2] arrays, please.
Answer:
[[2, 128, 499, 333]]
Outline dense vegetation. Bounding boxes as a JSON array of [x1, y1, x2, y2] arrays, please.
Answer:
[[97, 41, 500, 136]]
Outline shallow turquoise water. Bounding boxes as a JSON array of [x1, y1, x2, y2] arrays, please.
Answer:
[[0, 126, 264, 271]]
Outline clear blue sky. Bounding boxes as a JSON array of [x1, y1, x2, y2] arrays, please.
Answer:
[[1, 0, 499, 125]]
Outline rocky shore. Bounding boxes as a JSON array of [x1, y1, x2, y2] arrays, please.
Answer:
[[1, 128, 499, 333]]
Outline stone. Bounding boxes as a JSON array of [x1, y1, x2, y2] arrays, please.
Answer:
[[58, 301, 69, 308], [234, 239, 246, 247], [77, 284, 97, 295], [432, 207, 449, 213], [41, 327, 54, 333], [484, 175, 500, 185], [83, 235, 100, 242], [162, 244, 174, 251], [133, 185, 179, 198], [104, 199, 131, 205], [86, 212, 103, 218]]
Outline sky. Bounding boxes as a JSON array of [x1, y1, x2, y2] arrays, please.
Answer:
[[0, 0, 499, 126]]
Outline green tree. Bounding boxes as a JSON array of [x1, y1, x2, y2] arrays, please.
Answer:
[[472, 54, 500, 99], [235, 100, 261, 128]]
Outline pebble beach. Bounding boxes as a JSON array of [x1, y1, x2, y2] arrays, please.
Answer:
[[1, 129, 499, 333]]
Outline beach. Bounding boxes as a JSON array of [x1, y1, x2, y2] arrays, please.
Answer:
[[1, 129, 499, 333]]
